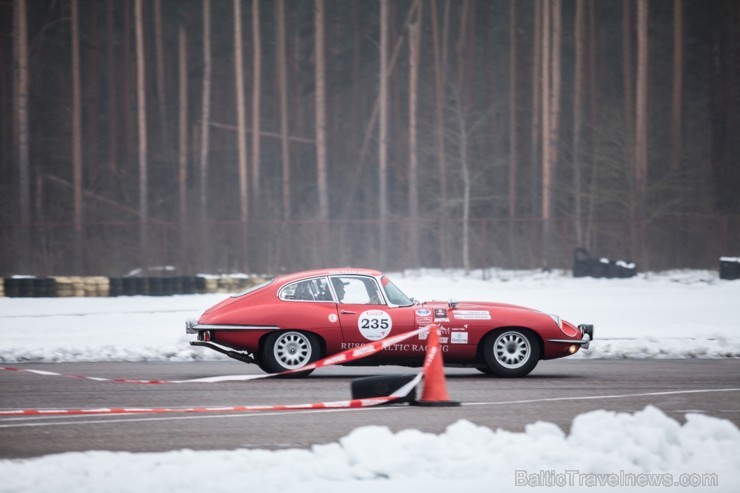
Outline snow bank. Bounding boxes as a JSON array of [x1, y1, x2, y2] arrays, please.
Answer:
[[1, 270, 738, 363], [1, 406, 738, 493]]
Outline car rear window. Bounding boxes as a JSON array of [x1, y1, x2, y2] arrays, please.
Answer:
[[230, 279, 274, 298]]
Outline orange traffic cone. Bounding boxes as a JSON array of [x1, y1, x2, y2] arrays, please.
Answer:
[[413, 324, 460, 407]]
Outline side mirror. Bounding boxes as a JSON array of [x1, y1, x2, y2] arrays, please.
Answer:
[[448, 299, 459, 309]]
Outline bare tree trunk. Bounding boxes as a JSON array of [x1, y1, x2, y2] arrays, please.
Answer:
[[585, 0, 599, 248], [350, 0, 362, 149], [508, 0, 517, 221], [573, 0, 585, 247], [623, 0, 634, 144], [178, 27, 188, 262], [199, 0, 212, 269], [315, 0, 329, 265], [461, 138, 471, 274], [540, 0, 551, 267], [550, 0, 562, 177], [453, 97, 472, 275], [276, 0, 291, 220], [106, 0, 118, 179], [408, 0, 421, 268], [14, 0, 31, 272], [442, 0, 451, 81], [315, 0, 328, 222], [154, 0, 169, 149], [546, 0, 562, 266], [72, 0, 84, 273], [233, 0, 249, 270], [134, 0, 148, 268], [122, 1, 133, 172], [431, 0, 449, 267], [671, 0, 683, 171], [635, 0, 648, 198], [353, 2, 419, 170], [530, 0, 542, 220], [456, 0, 470, 95], [251, 0, 262, 205], [378, 0, 389, 267], [84, 3, 101, 189], [635, 0, 649, 264]]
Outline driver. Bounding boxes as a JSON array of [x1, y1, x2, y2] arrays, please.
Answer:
[[331, 278, 348, 302]]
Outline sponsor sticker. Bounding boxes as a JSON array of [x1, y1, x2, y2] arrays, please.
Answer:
[[451, 331, 469, 344], [434, 308, 450, 322], [357, 310, 393, 341], [416, 309, 432, 317], [453, 310, 491, 320], [416, 316, 433, 324]]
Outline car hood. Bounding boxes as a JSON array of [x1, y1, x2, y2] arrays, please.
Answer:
[[421, 300, 540, 313]]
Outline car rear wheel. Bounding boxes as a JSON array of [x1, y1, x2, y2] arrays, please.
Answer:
[[482, 329, 540, 377], [260, 331, 320, 378]]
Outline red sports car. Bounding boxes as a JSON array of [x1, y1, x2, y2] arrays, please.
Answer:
[[186, 268, 593, 377]]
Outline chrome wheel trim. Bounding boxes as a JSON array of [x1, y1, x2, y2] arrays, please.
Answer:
[[273, 331, 312, 369], [493, 331, 531, 369]]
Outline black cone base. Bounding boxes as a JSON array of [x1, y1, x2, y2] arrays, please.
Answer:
[[411, 400, 461, 407], [351, 374, 417, 404]]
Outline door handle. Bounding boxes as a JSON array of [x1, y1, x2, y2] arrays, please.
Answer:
[[341, 310, 356, 315]]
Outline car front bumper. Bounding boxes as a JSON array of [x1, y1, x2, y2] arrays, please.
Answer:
[[547, 324, 593, 350]]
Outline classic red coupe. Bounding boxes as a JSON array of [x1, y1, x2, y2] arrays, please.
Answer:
[[186, 268, 593, 377]]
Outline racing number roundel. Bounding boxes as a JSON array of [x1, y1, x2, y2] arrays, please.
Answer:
[[358, 310, 392, 341]]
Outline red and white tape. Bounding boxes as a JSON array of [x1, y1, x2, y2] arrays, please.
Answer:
[[0, 327, 429, 416], [0, 373, 423, 416]]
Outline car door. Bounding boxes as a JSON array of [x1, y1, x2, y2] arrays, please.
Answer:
[[330, 275, 415, 348]]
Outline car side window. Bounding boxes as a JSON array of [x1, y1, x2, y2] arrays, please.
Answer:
[[330, 276, 384, 305], [280, 277, 333, 302]]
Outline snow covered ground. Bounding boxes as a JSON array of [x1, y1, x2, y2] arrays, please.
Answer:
[[1, 269, 738, 363], [1, 270, 739, 492], [1, 407, 738, 493]]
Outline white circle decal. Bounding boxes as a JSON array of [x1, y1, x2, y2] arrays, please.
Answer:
[[328, 313, 338, 323], [358, 310, 393, 341]]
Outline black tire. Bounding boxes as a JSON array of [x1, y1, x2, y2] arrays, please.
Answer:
[[260, 331, 321, 378], [482, 329, 541, 377]]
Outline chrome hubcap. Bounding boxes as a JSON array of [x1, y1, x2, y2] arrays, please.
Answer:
[[274, 332, 312, 369], [494, 331, 530, 369]]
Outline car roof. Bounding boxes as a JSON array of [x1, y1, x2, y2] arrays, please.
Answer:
[[275, 268, 383, 285]]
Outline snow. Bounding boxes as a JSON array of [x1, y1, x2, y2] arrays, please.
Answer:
[[1, 270, 739, 491], [1, 407, 738, 493], [1, 269, 738, 363]]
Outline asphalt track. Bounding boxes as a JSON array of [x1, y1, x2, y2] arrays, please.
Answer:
[[1, 359, 739, 459]]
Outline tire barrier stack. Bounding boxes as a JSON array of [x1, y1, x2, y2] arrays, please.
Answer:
[[3, 277, 54, 298], [572, 248, 638, 279], [2, 275, 268, 298], [719, 257, 740, 280]]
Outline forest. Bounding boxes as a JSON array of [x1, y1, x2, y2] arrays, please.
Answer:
[[2, 0, 739, 276]]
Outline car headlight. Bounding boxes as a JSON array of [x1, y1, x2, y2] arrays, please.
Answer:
[[548, 313, 563, 330]]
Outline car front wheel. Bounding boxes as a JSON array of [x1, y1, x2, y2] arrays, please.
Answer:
[[482, 329, 540, 377], [260, 331, 320, 378]]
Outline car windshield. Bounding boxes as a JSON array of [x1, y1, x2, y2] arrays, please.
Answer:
[[381, 276, 414, 306]]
